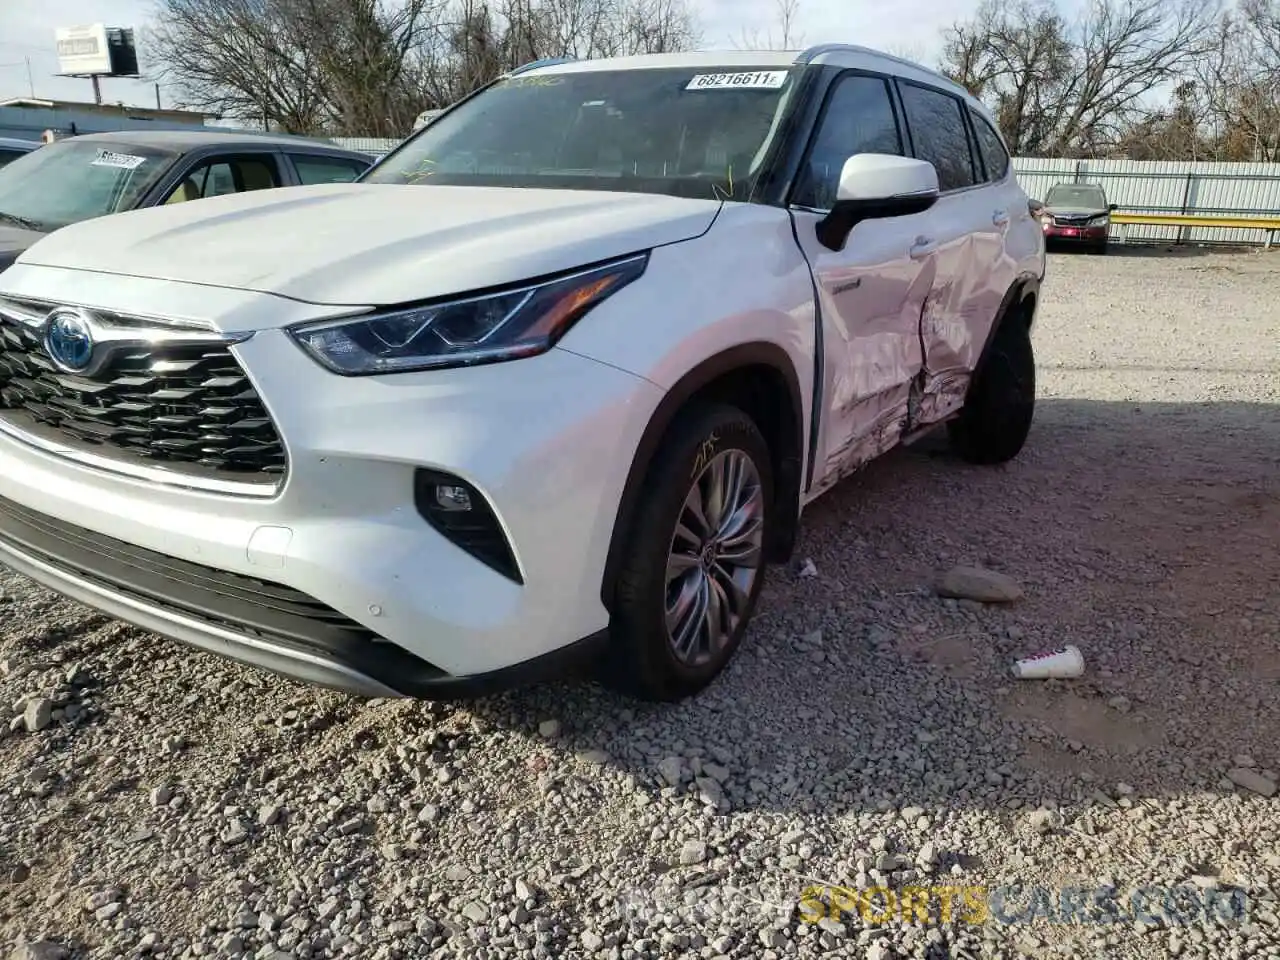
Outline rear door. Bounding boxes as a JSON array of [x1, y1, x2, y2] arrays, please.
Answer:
[[893, 79, 997, 423], [969, 107, 1035, 320], [787, 71, 938, 495]]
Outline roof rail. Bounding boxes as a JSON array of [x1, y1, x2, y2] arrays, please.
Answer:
[[508, 56, 576, 76], [794, 43, 966, 92], [794, 43, 858, 64]]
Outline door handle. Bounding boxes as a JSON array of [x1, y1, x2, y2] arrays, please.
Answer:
[[909, 237, 937, 260], [992, 210, 1010, 228]]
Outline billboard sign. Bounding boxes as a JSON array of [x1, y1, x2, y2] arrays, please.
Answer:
[[55, 24, 113, 76]]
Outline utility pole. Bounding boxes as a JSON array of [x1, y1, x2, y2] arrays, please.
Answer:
[[91, 75, 103, 105], [155, 82, 161, 109], [25, 57, 34, 97]]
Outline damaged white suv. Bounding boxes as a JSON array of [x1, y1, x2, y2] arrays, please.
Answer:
[[0, 47, 1045, 702]]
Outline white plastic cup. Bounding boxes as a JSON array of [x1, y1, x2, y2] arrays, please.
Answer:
[[1011, 644, 1084, 679]]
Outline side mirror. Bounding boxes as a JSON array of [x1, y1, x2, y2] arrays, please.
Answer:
[[816, 154, 939, 252], [1108, 203, 1118, 211]]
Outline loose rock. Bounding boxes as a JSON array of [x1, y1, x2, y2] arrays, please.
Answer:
[[935, 566, 1024, 603], [1227, 767, 1277, 797]]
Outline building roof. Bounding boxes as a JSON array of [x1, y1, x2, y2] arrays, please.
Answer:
[[0, 97, 215, 120]]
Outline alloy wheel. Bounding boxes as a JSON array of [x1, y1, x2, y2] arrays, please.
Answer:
[[664, 449, 765, 666]]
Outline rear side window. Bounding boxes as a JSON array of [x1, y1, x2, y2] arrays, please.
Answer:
[[290, 154, 369, 185], [792, 74, 903, 210], [0, 148, 25, 169], [897, 82, 976, 192], [971, 112, 1010, 181]]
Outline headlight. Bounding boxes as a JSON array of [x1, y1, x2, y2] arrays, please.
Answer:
[[289, 253, 648, 375], [1088, 215, 1110, 227]]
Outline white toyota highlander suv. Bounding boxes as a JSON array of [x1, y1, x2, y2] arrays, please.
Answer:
[[0, 46, 1045, 702]]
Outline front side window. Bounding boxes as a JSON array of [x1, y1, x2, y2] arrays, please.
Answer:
[[793, 73, 903, 210], [0, 139, 176, 231], [898, 82, 976, 192], [363, 67, 801, 202], [162, 155, 281, 204]]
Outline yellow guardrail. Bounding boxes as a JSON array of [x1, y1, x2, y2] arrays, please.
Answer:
[[1110, 212, 1280, 247]]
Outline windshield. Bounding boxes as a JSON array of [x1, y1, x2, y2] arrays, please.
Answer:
[[365, 66, 800, 202], [0, 139, 177, 232], [1045, 184, 1107, 208]]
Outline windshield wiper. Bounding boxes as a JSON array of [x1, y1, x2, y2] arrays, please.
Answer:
[[0, 211, 44, 232]]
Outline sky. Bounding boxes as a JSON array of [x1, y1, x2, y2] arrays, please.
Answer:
[[0, 0, 981, 110]]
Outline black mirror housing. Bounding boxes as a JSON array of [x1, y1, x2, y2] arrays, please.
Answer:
[[816, 193, 938, 252]]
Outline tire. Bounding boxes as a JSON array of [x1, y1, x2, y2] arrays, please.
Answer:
[[947, 316, 1036, 465], [606, 402, 774, 701], [1095, 241, 1109, 256]]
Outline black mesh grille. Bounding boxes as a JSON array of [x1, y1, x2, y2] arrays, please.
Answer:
[[0, 312, 286, 484]]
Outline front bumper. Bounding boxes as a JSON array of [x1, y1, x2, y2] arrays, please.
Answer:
[[1043, 223, 1109, 243], [0, 266, 663, 696], [0, 494, 608, 697]]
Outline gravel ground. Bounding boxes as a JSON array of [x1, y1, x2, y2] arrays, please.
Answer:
[[2, 246, 1279, 960]]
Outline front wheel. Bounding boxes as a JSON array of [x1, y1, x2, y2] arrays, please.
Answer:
[[947, 317, 1036, 465], [606, 403, 774, 701]]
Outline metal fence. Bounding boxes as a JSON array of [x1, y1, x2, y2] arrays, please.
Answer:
[[337, 137, 400, 157], [1013, 157, 1280, 245], [332, 137, 1280, 246]]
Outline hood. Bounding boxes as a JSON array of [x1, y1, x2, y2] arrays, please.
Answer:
[[15, 182, 723, 306], [0, 224, 46, 272], [1044, 205, 1107, 218]]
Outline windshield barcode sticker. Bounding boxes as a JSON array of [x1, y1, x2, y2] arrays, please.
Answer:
[[686, 71, 788, 91], [90, 150, 146, 170]]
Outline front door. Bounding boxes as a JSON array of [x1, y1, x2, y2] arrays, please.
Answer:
[[787, 71, 938, 496], [153, 152, 285, 207]]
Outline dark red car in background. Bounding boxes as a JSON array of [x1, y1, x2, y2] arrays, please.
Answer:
[[1039, 181, 1117, 255]]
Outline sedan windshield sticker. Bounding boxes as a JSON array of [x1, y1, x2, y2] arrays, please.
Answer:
[[685, 71, 788, 91], [90, 149, 147, 170]]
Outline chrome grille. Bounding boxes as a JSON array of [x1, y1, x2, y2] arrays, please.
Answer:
[[0, 297, 286, 489]]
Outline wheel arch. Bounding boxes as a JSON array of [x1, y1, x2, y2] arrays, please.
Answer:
[[970, 273, 1040, 388], [599, 342, 806, 612]]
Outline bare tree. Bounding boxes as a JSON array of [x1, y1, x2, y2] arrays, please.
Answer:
[[731, 0, 803, 50], [943, 0, 1221, 156], [147, 0, 329, 133], [151, 0, 700, 135], [1193, 0, 1280, 159]]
